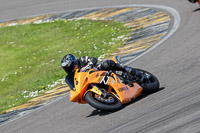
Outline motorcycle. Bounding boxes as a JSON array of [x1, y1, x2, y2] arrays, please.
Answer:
[[65, 56, 160, 111]]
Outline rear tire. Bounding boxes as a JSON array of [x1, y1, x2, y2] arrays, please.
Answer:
[[133, 69, 160, 94], [85, 92, 122, 111]]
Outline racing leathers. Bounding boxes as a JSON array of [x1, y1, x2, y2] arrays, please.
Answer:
[[75, 56, 133, 75]]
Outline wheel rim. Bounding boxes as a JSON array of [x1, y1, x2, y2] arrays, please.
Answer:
[[85, 91, 122, 111], [94, 93, 115, 104]]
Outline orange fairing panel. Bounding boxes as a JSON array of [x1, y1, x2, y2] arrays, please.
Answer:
[[70, 69, 106, 104], [69, 90, 79, 102], [69, 68, 142, 104], [69, 70, 86, 103], [107, 74, 143, 104]]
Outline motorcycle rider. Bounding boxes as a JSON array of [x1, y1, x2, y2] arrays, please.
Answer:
[[61, 54, 134, 76]]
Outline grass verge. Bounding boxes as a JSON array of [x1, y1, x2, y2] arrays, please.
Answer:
[[0, 19, 129, 114]]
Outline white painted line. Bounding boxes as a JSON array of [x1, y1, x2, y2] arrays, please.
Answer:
[[122, 5, 181, 65], [0, 93, 69, 126]]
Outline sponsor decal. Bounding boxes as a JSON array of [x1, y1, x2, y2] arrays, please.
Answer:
[[96, 73, 99, 77], [111, 79, 115, 85], [118, 86, 129, 92], [116, 77, 121, 83], [91, 86, 102, 95], [100, 75, 110, 84]]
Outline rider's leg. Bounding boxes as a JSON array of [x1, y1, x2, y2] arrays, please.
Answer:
[[98, 60, 134, 74]]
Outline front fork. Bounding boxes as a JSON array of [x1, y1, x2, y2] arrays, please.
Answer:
[[84, 84, 112, 99]]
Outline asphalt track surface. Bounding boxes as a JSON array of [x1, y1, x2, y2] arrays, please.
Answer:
[[0, 0, 200, 133]]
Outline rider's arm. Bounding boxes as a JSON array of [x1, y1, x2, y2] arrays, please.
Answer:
[[88, 57, 98, 66], [78, 56, 98, 72], [78, 56, 98, 67]]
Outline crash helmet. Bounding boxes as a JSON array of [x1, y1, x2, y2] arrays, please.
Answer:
[[61, 54, 78, 73]]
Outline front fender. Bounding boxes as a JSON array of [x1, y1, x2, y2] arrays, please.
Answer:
[[84, 86, 103, 97]]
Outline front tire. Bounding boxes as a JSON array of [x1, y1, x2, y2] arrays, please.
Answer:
[[85, 92, 122, 111]]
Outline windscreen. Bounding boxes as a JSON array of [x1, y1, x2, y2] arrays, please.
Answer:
[[65, 71, 75, 90]]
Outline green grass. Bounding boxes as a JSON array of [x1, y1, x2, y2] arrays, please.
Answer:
[[0, 19, 129, 114]]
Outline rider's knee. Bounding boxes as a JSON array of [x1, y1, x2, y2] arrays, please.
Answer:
[[100, 60, 116, 70]]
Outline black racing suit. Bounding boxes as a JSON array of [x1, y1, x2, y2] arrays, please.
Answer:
[[77, 56, 124, 72]]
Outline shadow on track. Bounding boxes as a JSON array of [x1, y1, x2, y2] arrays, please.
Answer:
[[124, 87, 165, 106], [86, 87, 165, 117], [86, 110, 115, 117], [193, 8, 200, 12]]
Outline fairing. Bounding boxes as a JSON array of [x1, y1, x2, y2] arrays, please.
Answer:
[[69, 68, 143, 104]]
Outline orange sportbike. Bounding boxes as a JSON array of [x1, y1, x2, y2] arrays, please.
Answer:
[[65, 56, 159, 111]]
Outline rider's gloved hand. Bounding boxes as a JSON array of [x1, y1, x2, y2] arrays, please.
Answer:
[[80, 63, 92, 72]]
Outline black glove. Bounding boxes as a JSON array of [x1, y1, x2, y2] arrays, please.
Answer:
[[80, 63, 93, 72]]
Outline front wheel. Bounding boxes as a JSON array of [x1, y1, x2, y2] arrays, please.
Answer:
[[85, 92, 122, 111]]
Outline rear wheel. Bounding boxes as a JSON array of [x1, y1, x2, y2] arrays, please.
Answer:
[[132, 69, 160, 94], [85, 91, 122, 111]]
